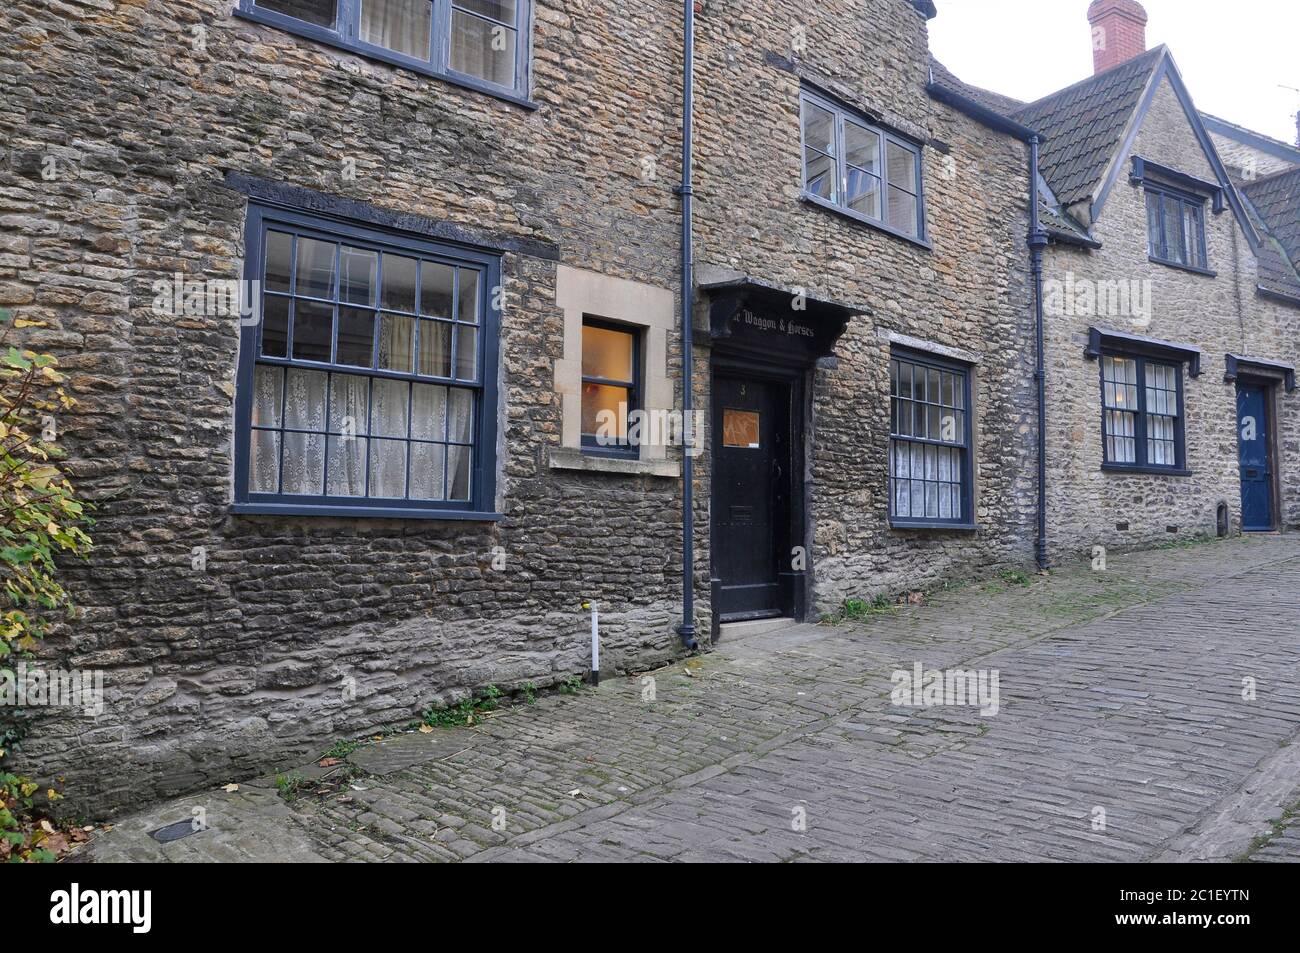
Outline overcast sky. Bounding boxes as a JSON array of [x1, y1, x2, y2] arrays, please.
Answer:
[[928, 0, 1300, 145]]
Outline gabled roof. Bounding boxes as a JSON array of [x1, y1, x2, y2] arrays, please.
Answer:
[[929, 48, 1297, 303], [1011, 47, 1165, 209]]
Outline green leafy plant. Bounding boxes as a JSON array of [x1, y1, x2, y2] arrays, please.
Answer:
[[557, 675, 585, 696], [0, 309, 94, 862], [321, 738, 362, 761], [420, 684, 504, 728], [275, 772, 306, 802], [830, 594, 893, 624]]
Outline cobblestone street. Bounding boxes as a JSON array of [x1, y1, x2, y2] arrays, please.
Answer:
[[84, 535, 1300, 863]]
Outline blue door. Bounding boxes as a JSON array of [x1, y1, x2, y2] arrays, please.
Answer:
[[1237, 382, 1274, 531]]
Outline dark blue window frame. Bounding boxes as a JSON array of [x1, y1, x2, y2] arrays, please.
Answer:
[[888, 349, 974, 530], [1144, 182, 1212, 275], [579, 316, 642, 460], [233, 202, 501, 520], [235, 0, 535, 107], [1097, 350, 1189, 476], [799, 88, 929, 247]]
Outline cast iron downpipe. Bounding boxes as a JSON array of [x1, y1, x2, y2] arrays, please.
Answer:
[[1028, 135, 1050, 572], [675, 0, 698, 650]]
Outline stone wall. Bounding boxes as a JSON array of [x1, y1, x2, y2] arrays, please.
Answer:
[[0, 0, 1046, 816], [691, 0, 1038, 612], [1042, 77, 1300, 561], [1, 0, 694, 814], [1208, 130, 1299, 182]]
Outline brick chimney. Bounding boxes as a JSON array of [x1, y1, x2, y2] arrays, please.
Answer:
[[1088, 0, 1148, 74]]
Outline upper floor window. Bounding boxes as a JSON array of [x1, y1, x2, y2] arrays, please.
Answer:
[[242, 0, 530, 99], [235, 204, 500, 518], [1100, 354, 1185, 472], [889, 351, 972, 527], [580, 318, 640, 458], [1145, 186, 1208, 271], [800, 90, 925, 242]]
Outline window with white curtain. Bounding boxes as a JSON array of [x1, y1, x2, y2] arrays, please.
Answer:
[[243, 0, 529, 97], [238, 206, 496, 515], [1099, 353, 1184, 471]]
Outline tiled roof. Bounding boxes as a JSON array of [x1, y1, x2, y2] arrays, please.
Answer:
[[1244, 166, 1300, 266], [1038, 196, 1096, 246], [1243, 166, 1300, 300], [928, 57, 1026, 117], [1011, 46, 1165, 208]]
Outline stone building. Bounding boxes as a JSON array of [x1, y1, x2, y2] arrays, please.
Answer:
[[1, 0, 1043, 813], [0, 0, 1295, 815], [1020, 1, 1300, 556], [939, 0, 1300, 557]]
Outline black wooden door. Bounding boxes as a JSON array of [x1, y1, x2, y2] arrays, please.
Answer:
[[712, 374, 790, 619]]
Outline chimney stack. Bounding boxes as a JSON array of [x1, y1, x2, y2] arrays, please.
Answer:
[[1088, 0, 1148, 75]]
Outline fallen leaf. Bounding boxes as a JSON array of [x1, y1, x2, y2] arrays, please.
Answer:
[[222, 783, 239, 793], [39, 819, 54, 833], [418, 725, 434, 734], [318, 757, 342, 767]]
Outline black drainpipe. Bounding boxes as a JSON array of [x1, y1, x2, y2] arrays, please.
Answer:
[[675, 0, 698, 650], [1028, 135, 1050, 571]]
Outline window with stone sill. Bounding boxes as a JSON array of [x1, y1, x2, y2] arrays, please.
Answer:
[[800, 90, 925, 241], [241, 0, 531, 99], [235, 204, 498, 517], [1145, 185, 1208, 271]]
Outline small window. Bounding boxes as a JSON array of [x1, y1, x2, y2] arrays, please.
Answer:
[[242, 0, 530, 98], [1146, 186, 1208, 271], [889, 352, 971, 525], [1100, 354, 1184, 471], [800, 91, 925, 241], [238, 205, 497, 516], [581, 318, 639, 457]]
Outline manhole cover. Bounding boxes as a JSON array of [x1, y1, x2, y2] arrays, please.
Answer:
[[149, 820, 204, 843]]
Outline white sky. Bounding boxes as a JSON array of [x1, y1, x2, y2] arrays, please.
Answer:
[[927, 0, 1300, 145]]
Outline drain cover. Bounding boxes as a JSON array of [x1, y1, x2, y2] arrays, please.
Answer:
[[149, 820, 204, 844]]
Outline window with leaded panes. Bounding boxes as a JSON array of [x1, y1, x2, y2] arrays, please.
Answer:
[[236, 205, 498, 517], [1145, 185, 1208, 271], [889, 352, 972, 526], [1100, 354, 1184, 471]]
